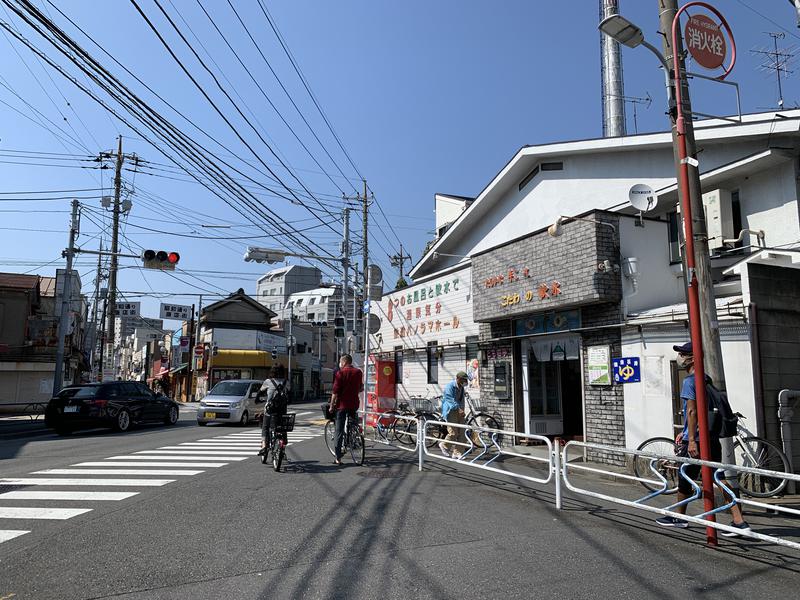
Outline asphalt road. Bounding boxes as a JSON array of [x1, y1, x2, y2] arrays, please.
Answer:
[[1, 404, 799, 600]]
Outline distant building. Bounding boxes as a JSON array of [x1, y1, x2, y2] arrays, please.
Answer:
[[256, 265, 322, 314]]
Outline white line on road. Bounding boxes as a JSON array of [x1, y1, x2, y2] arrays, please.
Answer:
[[0, 491, 138, 501], [76, 461, 227, 468], [0, 529, 29, 543], [0, 478, 174, 487], [295, 411, 313, 417], [175, 445, 260, 450], [33, 469, 203, 476], [107, 455, 247, 461], [0, 507, 93, 520], [143, 449, 254, 455]]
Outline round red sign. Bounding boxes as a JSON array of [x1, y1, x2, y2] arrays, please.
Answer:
[[684, 14, 726, 70]]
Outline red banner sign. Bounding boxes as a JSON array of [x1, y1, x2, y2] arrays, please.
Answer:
[[685, 14, 726, 70]]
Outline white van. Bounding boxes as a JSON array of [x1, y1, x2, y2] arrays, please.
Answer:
[[197, 379, 265, 426]]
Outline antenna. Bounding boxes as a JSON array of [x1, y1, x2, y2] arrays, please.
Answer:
[[751, 32, 797, 109], [606, 92, 652, 134]]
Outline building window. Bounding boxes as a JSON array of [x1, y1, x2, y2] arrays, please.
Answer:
[[540, 161, 563, 171], [518, 165, 540, 191], [427, 341, 438, 384], [731, 190, 743, 248], [465, 335, 479, 361], [667, 210, 682, 264], [296, 298, 303, 306], [394, 345, 403, 384], [309, 298, 316, 305]]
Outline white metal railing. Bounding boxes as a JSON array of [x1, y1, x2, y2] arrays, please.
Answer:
[[359, 410, 419, 453], [419, 418, 560, 504], [562, 440, 800, 551]]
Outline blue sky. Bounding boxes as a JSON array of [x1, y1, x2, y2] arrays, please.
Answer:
[[1, 0, 798, 325]]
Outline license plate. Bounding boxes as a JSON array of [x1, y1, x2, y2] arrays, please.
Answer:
[[204, 412, 216, 419], [63, 406, 79, 413]]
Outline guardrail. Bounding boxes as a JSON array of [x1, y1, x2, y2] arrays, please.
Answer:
[[562, 440, 800, 551], [361, 410, 419, 454], [0, 402, 47, 421]]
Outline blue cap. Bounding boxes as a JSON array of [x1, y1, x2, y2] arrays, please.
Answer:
[[673, 341, 693, 354]]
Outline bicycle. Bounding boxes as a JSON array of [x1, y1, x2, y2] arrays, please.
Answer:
[[400, 392, 501, 448], [397, 396, 446, 448], [371, 399, 411, 445], [634, 412, 790, 498], [261, 413, 296, 472], [324, 411, 365, 465]]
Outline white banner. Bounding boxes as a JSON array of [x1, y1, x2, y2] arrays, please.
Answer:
[[114, 302, 140, 317], [159, 303, 191, 320]]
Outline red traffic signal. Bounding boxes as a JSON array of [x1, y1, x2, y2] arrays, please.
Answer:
[[142, 249, 180, 271]]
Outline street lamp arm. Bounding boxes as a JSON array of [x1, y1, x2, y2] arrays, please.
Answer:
[[640, 40, 670, 72]]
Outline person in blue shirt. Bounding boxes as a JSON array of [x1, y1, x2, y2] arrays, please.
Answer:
[[655, 342, 751, 537], [439, 371, 468, 458]]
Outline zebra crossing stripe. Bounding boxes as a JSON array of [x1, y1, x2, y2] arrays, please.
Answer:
[[75, 461, 227, 468], [0, 478, 174, 487], [0, 491, 138, 501], [34, 469, 204, 476], [142, 449, 253, 455], [0, 530, 29, 543], [0, 507, 93, 520], [107, 455, 248, 461]]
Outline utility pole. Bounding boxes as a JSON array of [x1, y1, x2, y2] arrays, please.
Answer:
[[287, 303, 294, 400], [361, 179, 369, 352], [193, 294, 203, 401], [390, 243, 412, 287], [89, 242, 103, 380], [340, 206, 351, 356], [658, 0, 725, 545], [105, 136, 125, 371], [53, 199, 80, 396]]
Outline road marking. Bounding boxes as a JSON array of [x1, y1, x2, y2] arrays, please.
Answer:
[[0, 491, 138, 501], [195, 439, 261, 443], [33, 469, 203, 476], [0, 507, 93, 520], [107, 455, 247, 461], [295, 411, 313, 417], [0, 478, 174, 487], [143, 449, 254, 455], [76, 461, 227, 468], [175, 444, 260, 449], [0, 530, 29, 543]]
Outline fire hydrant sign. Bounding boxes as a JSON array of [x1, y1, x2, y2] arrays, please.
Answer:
[[685, 14, 726, 70]]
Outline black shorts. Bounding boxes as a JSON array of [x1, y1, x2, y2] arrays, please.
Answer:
[[676, 437, 722, 495]]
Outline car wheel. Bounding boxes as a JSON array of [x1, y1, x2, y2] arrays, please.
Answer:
[[197, 421, 207, 426], [239, 410, 249, 427], [164, 405, 179, 426], [114, 409, 131, 432]]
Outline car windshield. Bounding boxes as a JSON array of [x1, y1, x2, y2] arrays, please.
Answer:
[[58, 386, 99, 399], [209, 381, 251, 396]]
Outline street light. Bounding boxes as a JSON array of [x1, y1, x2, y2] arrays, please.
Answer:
[[600, 2, 737, 547]]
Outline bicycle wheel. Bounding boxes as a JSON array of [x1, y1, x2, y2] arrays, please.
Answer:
[[349, 427, 365, 465], [467, 413, 502, 446], [395, 412, 417, 446], [272, 437, 283, 472], [733, 436, 789, 498], [634, 437, 679, 495], [324, 420, 337, 456], [376, 410, 401, 442], [405, 415, 440, 448]]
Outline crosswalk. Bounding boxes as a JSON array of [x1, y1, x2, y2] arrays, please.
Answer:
[[0, 415, 322, 546]]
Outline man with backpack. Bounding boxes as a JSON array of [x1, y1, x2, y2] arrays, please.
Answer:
[[655, 342, 751, 536], [258, 365, 289, 456]]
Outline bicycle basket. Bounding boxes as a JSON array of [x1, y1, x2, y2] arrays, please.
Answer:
[[409, 397, 433, 413], [274, 413, 296, 433], [321, 403, 335, 421]]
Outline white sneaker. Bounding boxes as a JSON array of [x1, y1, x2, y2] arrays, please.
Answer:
[[451, 451, 463, 459], [438, 441, 451, 457]]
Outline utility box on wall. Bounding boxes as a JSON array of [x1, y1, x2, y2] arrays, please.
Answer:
[[702, 188, 734, 250]]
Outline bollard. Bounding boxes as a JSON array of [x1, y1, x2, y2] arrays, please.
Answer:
[[418, 417, 425, 472], [554, 437, 563, 510]]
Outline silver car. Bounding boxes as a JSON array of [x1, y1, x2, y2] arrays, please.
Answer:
[[197, 379, 265, 426]]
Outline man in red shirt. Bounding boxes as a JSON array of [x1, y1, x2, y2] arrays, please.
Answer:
[[328, 354, 363, 465]]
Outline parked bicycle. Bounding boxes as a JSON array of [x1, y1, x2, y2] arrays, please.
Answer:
[[324, 411, 365, 465], [261, 413, 295, 472], [371, 399, 412, 445], [399, 392, 501, 448], [634, 412, 790, 498]]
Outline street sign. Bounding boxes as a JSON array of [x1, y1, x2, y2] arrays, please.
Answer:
[[363, 299, 370, 314], [159, 303, 191, 320], [612, 357, 641, 384], [194, 344, 204, 357], [179, 336, 190, 350], [684, 14, 726, 70], [114, 302, 140, 317]]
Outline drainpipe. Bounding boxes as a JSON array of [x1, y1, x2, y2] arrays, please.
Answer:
[[778, 389, 799, 495], [748, 303, 766, 437]]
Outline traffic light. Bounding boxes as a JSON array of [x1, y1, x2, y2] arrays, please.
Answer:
[[334, 316, 345, 339], [271, 346, 278, 361], [142, 249, 180, 271], [211, 344, 219, 357]]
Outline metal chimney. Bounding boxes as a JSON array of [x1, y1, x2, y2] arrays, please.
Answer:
[[600, 0, 627, 136]]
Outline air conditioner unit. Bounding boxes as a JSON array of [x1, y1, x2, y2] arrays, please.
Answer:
[[702, 188, 734, 250]]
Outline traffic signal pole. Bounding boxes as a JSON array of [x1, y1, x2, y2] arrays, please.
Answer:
[[52, 199, 80, 396]]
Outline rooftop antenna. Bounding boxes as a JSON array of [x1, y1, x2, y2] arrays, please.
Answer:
[[751, 32, 796, 109], [607, 92, 652, 134]]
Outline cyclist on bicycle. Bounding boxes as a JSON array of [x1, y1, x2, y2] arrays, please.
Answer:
[[328, 354, 362, 465], [258, 365, 289, 456]]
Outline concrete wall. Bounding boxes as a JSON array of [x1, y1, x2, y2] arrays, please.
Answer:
[[0, 362, 55, 409], [0, 292, 30, 348], [739, 160, 800, 249]]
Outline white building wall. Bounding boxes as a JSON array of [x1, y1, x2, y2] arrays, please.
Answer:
[[622, 327, 755, 450], [739, 160, 800, 248]]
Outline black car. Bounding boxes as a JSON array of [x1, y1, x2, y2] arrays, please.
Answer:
[[45, 381, 180, 435]]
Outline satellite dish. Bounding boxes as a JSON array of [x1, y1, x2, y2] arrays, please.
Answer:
[[628, 184, 658, 212]]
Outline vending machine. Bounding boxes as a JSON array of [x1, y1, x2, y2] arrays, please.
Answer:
[[365, 356, 396, 426]]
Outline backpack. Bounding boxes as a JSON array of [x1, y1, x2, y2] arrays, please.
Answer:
[[706, 380, 738, 439], [265, 380, 288, 415]]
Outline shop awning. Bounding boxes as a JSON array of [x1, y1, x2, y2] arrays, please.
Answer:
[[212, 349, 287, 369], [169, 363, 189, 374]]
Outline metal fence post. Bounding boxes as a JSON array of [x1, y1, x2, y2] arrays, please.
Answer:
[[554, 438, 562, 510], [418, 417, 425, 472]]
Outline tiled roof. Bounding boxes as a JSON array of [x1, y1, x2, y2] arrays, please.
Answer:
[[0, 272, 40, 291], [39, 276, 56, 297]]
